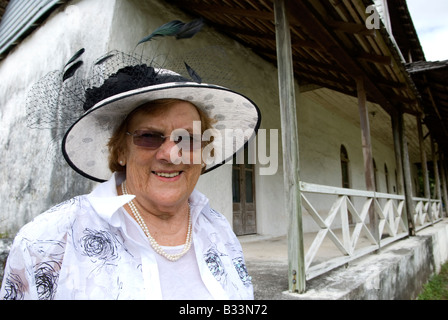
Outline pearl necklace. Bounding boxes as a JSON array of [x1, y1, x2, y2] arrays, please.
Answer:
[[121, 180, 192, 262]]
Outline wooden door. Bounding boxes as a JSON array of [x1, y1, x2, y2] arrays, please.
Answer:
[[232, 149, 256, 236]]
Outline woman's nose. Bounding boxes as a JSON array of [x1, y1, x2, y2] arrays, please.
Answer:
[[155, 138, 183, 164]]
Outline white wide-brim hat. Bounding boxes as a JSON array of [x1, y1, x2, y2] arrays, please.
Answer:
[[26, 44, 261, 182], [62, 70, 261, 182]]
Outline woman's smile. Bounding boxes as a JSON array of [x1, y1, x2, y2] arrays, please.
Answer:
[[152, 170, 183, 180]]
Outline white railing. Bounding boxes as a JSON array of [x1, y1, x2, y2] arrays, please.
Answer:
[[413, 197, 442, 231], [300, 182, 410, 280]]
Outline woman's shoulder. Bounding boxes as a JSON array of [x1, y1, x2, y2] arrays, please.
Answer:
[[190, 190, 231, 226], [15, 195, 90, 242], [197, 205, 239, 240], [199, 205, 229, 225]]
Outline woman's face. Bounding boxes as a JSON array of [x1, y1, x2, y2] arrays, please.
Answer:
[[122, 101, 203, 211]]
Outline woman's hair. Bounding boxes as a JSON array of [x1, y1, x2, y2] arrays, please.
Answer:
[[108, 98, 215, 173]]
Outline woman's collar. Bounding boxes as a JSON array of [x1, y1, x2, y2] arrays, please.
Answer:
[[87, 172, 134, 226], [87, 172, 210, 227]]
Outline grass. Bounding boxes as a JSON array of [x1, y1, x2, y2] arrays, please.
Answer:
[[417, 262, 448, 300]]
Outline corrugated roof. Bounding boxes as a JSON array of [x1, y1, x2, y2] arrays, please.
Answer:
[[0, 0, 65, 59]]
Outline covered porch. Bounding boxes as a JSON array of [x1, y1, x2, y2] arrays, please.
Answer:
[[174, 0, 448, 293]]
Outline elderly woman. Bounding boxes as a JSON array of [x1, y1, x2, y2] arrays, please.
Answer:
[[0, 26, 260, 300]]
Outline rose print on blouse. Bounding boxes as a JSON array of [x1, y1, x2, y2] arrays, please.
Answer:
[[204, 247, 226, 282], [79, 228, 120, 262], [2, 273, 25, 300], [232, 257, 252, 287], [75, 228, 120, 286], [34, 261, 61, 300], [2, 238, 66, 300], [204, 232, 229, 286]]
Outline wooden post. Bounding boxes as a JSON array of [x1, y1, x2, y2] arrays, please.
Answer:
[[274, 0, 306, 294], [391, 109, 407, 223], [431, 139, 442, 221], [430, 138, 441, 201], [416, 115, 432, 222], [356, 77, 379, 243], [394, 110, 416, 235]]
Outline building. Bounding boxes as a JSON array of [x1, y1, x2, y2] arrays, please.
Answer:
[[0, 0, 447, 293]]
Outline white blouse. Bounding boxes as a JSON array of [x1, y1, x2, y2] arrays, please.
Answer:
[[0, 173, 253, 300]]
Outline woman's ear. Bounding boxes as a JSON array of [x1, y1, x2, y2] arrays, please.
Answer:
[[118, 148, 127, 167]]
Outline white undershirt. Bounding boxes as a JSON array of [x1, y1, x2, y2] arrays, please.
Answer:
[[154, 243, 214, 300]]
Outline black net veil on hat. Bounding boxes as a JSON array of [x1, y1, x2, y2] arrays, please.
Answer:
[[26, 19, 261, 182], [26, 46, 242, 130]]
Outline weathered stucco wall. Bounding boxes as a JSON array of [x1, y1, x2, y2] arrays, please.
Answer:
[[0, 0, 116, 236]]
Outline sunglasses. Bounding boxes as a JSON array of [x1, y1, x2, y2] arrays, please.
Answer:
[[127, 129, 204, 151]]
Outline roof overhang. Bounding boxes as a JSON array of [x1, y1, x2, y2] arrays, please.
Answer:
[[168, 0, 421, 116]]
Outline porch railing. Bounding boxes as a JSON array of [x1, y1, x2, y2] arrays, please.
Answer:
[[413, 197, 442, 231], [299, 182, 443, 281]]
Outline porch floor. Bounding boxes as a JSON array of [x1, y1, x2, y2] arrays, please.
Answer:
[[240, 228, 374, 265]]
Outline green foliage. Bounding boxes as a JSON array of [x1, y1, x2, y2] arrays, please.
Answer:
[[418, 262, 448, 300]]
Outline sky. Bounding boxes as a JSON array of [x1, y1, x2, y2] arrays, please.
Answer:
[[406, 0, 448, 61]]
